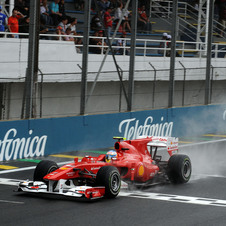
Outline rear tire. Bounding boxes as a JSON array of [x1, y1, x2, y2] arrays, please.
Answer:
[[96, 166, 121, 198], [167, 154, 192, 184], [33, 160, 59, 182]]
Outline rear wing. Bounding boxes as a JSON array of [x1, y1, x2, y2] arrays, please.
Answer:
[[139, 136, 178, 156]]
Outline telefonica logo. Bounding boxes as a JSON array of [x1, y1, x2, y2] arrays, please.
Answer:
[[0, 128, 47, 161], [119, 116, 173, 140]]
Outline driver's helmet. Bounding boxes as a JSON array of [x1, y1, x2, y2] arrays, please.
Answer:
[[105, 150, 117, 162]]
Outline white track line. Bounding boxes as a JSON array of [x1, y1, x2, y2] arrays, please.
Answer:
[[0, 199, 24, 204], [0, 178, 25, 204], [0, 161, 73, 175], [180, 138, 226, 147], [119, 191, 226, 208], [0, 178, 24, 186], [192, 173, 226, 179]]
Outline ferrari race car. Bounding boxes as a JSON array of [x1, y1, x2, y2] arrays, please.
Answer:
[[18, 136, 192, 200]]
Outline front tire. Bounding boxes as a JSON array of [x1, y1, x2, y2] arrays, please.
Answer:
[[33, 160, 59, 182], [167, 154, 192, 184], [96, 166, 121, 198]]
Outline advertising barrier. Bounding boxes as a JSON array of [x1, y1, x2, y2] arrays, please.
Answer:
[[0, 104, 226, 161]]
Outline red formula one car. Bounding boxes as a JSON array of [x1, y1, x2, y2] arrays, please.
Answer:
[[18, 136, 192, 199]]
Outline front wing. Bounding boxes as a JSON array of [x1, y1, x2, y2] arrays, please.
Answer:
[[18, 180, 105, 199]]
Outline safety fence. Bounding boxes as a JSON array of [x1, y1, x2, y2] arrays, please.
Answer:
[[0, 65, 225, 120]]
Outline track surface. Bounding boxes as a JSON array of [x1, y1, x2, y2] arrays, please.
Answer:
[[1, 134, 226, 226]]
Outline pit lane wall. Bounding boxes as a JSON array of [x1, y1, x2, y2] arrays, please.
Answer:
[[0, 104, 226, 161]]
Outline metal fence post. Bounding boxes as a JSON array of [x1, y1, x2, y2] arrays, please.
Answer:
[[128, 0, 138, 111], [179, 61, 186, 106], [149, 62, 157, 109], [205, 0, 214, 105], [24, 0, 40, 119], [168, 0, 178, 108], [80, 0, 91, 115]]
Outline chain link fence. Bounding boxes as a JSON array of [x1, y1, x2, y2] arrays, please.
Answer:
[[0, 66, 226, 120]]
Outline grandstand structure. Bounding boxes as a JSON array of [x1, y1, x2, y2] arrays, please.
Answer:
[[0, 0, 226, 120]]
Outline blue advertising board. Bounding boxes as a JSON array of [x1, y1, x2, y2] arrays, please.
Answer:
[[0, 104, 225, 161]]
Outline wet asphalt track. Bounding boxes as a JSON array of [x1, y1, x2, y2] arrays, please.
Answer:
[[1, 135, 226, 226]]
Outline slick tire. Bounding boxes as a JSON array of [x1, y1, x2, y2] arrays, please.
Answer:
[[167, 154, 192, 184], [96, 166, 121, 198], [33, 160, 59, 182]]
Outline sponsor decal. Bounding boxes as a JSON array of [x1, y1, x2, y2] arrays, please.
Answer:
[[66, 172, 75, 177], [167, 137, 178, 149], [138, 165, 144, 177], [87, 191, 99, 194], [150, 170, 158, 178], [119, 116, 173, 140], [91, 167, 101, 171], [0, 128, 47, 161], [152, 137, 168, 142]]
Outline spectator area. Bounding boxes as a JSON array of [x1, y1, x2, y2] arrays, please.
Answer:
[[1, 0, 226, 58]]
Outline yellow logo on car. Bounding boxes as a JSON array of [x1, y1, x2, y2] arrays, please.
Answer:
[[138, 165, 144, 176]]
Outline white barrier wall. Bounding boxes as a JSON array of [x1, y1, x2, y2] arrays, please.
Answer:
[[0, 38, 226, 82]]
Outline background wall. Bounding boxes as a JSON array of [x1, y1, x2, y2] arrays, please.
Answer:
[[0, 104, 225, 161]]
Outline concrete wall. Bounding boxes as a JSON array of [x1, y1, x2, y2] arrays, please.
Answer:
[[2, 80, 226, 120], [1, 38, 226, 83]]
